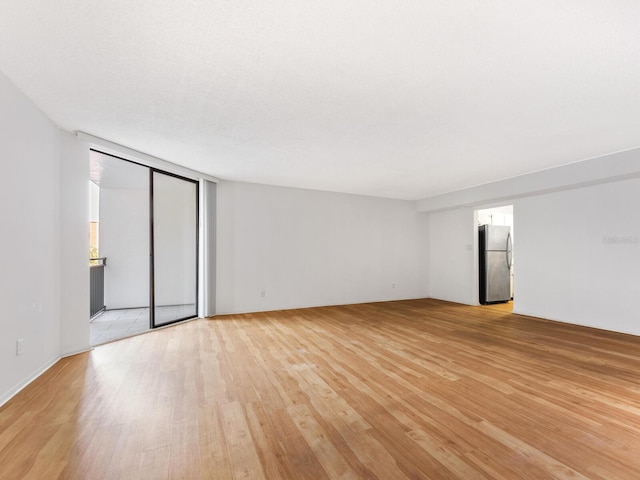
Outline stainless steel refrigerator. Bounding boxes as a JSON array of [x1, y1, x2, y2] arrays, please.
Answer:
[[479, 225, 512, 304]]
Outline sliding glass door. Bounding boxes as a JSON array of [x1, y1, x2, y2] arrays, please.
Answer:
[[89, 151, 151, 345], [89, 150, 199, 343], [151, 170, 198, 327]]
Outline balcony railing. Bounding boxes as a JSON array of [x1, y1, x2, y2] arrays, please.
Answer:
[[90, 257, 107, 318]]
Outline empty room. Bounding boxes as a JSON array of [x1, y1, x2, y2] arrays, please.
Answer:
[[1, 1, 640, 479]]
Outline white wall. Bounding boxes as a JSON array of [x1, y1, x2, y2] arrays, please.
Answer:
[[428, 208, 478, 305], [89, 181, 99, 222], [200, 180, 217, 317], [425, 175, 640, 335], [514, 178, 640, 335], [59, 131, 90, 355], [153, 174, 197, 307], [0, 71, 62, 405], [477, 205, 513, 228], [216, 181, 429, 314], [101, 187, 149, 309]]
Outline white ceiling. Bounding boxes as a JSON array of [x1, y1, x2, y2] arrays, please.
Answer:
[[2, 1, 640, 200]]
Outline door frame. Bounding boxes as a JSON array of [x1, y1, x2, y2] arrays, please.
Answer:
[[149, 167, 200, 329], [91, 149, 200, 330]]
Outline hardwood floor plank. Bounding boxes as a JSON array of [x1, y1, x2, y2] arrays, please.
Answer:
[[197, 404, 234, 479], [0, 412, 36, 455], [67, 423, 124, 480], [218, 400, 266, 479], [2, 299, 640, 479], [287, 404, 360, 479], [244, 401, 297, 479], [475, 419, 592, 480], [339, 429, 411, 480], [406, 428, 490, 480], [136, 445, 171, 480]]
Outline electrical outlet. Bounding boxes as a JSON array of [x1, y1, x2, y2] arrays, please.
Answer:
[[392, 283, 396, 289], [261, 290, 266, 298], [16, 339, 23, 356]]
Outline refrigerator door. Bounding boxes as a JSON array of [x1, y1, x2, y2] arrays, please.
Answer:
[[486, 225, 511, 251], [479, 224, 512, 304], [484, 251, 511, 302]]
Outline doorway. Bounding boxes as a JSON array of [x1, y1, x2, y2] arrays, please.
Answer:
[[89, 150, 198, 345], [476, 205, 514, 311]]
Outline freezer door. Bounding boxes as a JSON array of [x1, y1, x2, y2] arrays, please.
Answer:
[[484, 250, 511, 302], [485, 225, 511, 251]]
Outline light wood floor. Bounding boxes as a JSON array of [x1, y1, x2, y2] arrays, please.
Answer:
[[2, 299, 640, 479]]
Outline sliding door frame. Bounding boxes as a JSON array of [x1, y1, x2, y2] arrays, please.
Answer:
[[90, 148, 199, 330], [149, 168, 200, 329]]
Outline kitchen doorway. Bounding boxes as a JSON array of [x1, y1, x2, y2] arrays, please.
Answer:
[[476, 205, 514, 311]]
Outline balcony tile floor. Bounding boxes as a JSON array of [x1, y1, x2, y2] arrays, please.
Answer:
[[90, 304, 196, 345]]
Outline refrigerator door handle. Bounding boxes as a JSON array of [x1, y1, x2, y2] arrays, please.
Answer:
[[506, 232, 513, 269]]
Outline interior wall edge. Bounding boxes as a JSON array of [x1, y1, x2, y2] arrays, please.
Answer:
[[59, 130, 91, 354], [415, 147, 640, 212]]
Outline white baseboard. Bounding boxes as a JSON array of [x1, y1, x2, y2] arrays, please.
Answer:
[[0, 357, 60, 409], [61, 346, 92, 358]]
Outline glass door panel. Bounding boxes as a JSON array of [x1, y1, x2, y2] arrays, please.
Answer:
[[89, 151, 150, 345], [151, 171, 198, 327]]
